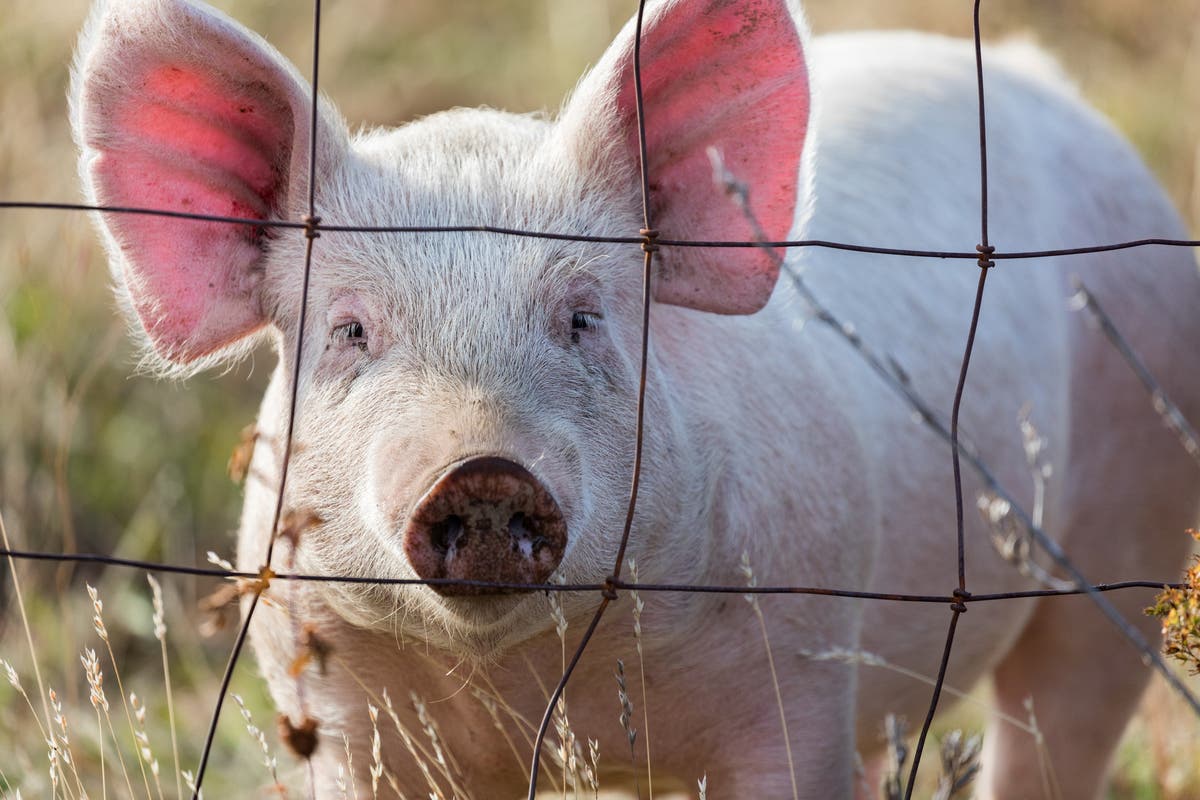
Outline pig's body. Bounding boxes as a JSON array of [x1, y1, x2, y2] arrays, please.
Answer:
[[73, 1, 1200, 798], [232, 31, 1200, 800]]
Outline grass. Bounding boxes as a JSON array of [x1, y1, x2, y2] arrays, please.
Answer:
[[2, 0, 1200, 797]]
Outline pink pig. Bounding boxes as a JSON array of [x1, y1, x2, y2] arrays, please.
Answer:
[[72, 0, 1200, 797]]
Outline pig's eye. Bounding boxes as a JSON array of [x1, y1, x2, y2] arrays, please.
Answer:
[[571, 311, 601, 331], [331, 320, 368, 350], [570, 311, 601, 344]]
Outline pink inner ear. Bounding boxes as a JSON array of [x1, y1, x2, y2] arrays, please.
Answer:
[[87, 62, 297, 360], [615, 0, 810, 314], [98, 154, 269, 358]]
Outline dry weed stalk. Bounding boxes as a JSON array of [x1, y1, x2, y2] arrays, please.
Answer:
[[546, 581, 578, 795], [740, 551, 799, 800], [49, 687, 86, 799], [232, 693, 282, 791], [367, 703, 382, 799], [931, 730, 981, 800], [880, 714, 908, 800], [511, 661, 568, 795], [145, 575, 182, 800], [614, 658, 640, 800], [86, 584, 153, 800], [335, 760, 348, 800], [181, 769, 201, 800], [0, 510, 52, 734], [586, 738, 600, 799], [1022, 698, 1063, 800], [80, 648, 110, 800], [799, 647, 1037, 733], [340, 733, 358, 800], [471, 687, 530, 785], [1148, 531, 1200, 675], [128, 693, 163, 800], [204, 552, 233, 572], [978, 410, 1073, 592], [2, 659, 50, 748], [411, 692, 464, 794], [627, 558, 653, 799], [551, 696, 578, 797], [379, 688, 448, 799]]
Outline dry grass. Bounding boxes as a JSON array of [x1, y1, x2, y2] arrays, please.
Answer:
[[2, 0, 1200, 797]]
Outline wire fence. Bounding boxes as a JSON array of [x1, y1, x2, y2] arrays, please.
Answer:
[[2, 0, 1200, 797]]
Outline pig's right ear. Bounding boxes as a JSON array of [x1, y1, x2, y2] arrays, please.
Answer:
[[71, 0, 347, 369], [556, 0, 811, 316]]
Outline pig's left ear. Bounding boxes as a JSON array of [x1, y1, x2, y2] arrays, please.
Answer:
[[70, 0, 348, 368], [558, 0, 811, 315]]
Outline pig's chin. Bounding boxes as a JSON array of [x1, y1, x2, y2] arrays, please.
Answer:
[[419, 591, 561, 655], [392, 592, 560, 650]]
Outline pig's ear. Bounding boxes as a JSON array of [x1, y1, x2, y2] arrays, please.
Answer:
[[71, 0, 347, 367], [558, 0, 811, 315]]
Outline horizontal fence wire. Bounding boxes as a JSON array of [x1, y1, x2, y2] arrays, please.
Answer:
[[1, 0, 1200, 797], [0, 545, 1185, 601], [3, 200, 1198, 260]]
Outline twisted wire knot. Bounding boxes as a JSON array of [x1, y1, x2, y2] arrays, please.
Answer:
[[253, 565, 277, 594], [976, 243, 995, 269], [640, 227, 660, 254], [601, 575, 620, 601], [950, 587, 972, 613], [303, 215, 322, 240]]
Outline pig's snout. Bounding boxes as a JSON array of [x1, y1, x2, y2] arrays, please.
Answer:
[[403, 457, 567, 595]]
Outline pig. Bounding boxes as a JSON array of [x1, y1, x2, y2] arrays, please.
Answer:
[[71, 0, 1200, 797]]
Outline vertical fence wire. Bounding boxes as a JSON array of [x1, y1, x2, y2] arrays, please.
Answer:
[[191, 1, 325, 795], [527, 1, 658, 793], [903, 1, 994, 793]]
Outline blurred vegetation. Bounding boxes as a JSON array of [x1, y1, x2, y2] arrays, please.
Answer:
[[1, 0, 1198, 797]]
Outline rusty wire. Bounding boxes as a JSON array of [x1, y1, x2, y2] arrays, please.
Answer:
[[5, 199, 1200, 260], [527, 0, 660, 791], [903, 2, 992, 794], [190, 0, 326, 793], [2, 0, 1200, 797], [0, 545, 1186, 601]]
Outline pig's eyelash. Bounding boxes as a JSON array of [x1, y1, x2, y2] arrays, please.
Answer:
[[331, 320, 368, 350], [571, 311, 601, 331]]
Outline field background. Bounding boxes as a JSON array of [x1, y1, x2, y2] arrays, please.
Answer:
[[1, 0, 1199, 797]]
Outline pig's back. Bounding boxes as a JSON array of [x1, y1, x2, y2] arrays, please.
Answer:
[[753, 30, 1200, 730]]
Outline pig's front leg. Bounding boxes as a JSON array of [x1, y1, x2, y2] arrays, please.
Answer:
[[694, 653, 860, 798], [641, 584, 866, 799]]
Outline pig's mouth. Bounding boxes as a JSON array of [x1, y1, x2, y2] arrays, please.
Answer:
[[402, 456, 568, 596]]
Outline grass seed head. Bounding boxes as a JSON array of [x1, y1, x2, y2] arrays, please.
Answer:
[[614, 659, 636, 751], [933, 730, 982, 800], [80, 648, 108, 713], [147, 574, 167, 641], [2, 658, 21, 691], [205, 551, 235, 572], [86, 583, 108, 642]]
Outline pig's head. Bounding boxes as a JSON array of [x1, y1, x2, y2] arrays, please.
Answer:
[[71, 0, 811, 654]]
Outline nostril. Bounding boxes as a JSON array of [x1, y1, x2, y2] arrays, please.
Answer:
[[431, 515, 465, 556], [507, 512, 540, 558], [507, 512, 529, 538]]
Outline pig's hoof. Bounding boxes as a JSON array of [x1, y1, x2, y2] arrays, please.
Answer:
[[403, 457, 566, 595]]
